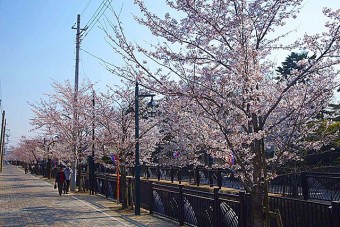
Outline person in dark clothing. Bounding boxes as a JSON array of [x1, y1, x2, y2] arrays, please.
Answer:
[[24, 164, 28, 174], [55, 167, 65, 196]]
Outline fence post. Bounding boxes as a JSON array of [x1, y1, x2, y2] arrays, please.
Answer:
[[83, 175, 86, 192], [196, 167, 200, 186], [301, 172, 309, 200], [93, 173, 96, 194], [178, 185, 185, 226], [149, 181, 153, 214], [217, 169, 222, 189], [157, 165, 161, 181], [239, 191, 246, 227], [209, 169, 214, 187], [213, 187, 220, 227], [105, 175, 108, 198], [178, 168, 182, 184], [146, 166, 150, 179], [332, 201, 340, 227], [171, 166, 174, 183], [126, 177, 130, 207]]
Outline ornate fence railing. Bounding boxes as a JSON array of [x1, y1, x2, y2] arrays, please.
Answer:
[[17, 159, 340, 203], [268, 196, 333, 227], [93, 173, 134, 206], [302, 172, 340, 201], [122, 166, 340, 202], [92, 173, 340, 227], [268, 173, 302, 197], [266, 172, 340, 201]]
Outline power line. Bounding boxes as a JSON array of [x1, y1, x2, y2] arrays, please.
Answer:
[[71, 0, 113, 92], [81, 1, 108, 40], [83, 0, 105, 29], [81, 0, 92, 17], [80, 54, 88, 79], [80, 48, 114, 67], [81, 0, 112, 41], [80, 48, 134, 84]]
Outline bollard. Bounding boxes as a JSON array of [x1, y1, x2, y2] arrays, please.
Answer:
[[178, 185, 184, 226]]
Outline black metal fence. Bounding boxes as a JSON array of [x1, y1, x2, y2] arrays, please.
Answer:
[[268, 196, 334, 227], [12, 161, 340, 227], [302, 172, 340, 201], [264, 172, 340, 201], [92, 173, 340, 227], [125, 166, 340, 202], [16, 160, 340, 203], [92, 174, 251, 227], [130, 165, 239, 188]]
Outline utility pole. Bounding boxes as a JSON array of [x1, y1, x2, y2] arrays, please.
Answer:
[[92, 90, 95, 158], [88, 90, 95, 195], [74, 14, 80, 94], [70, 14, 81, 192], [0, 111, 6, 172], [1, 120, 6, 171]]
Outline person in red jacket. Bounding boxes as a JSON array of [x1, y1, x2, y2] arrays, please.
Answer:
[[55, 167, 65, 196]]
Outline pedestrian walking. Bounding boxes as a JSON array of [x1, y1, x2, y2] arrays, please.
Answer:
[[55, 167, 65, 196], [63, 164, 73, 194]]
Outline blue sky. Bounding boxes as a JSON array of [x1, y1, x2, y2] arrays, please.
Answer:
[[0, 0, 132, 146], [0, 0, 339, 147]]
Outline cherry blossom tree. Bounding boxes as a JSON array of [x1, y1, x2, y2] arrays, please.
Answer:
[[103, 1, 340, 225], [95, 83, 161, 208], [8, 134, 69, 168], [29, 78, 162, 203], [10, 136, 44, 164], [158, 95, 231, 167], [30, 80, 96, 189]]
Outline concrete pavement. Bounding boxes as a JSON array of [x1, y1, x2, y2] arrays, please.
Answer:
[[0, 163, 178, 226]]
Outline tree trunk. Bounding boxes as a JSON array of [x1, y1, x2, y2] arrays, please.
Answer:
[[252, 136, 265, 227], [252, 184, 265, 227]]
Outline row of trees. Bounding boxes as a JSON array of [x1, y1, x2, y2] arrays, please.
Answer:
[[9, 78, 338, 172], [100, 1, 340, 226], [8, 1, 340, 226], [10, 80, 239, 169]]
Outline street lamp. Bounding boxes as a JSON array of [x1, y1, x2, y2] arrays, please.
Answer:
[[134, 81, 157, 215]]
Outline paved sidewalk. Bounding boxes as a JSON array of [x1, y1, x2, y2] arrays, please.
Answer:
[[0, 164, 177, 226]]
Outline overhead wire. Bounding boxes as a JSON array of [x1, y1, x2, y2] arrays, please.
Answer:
[[80, 54, 88, 79], [80, 48, 114, 67], [77, 0, 111, 81], [81, 0, 112, 41], [81, 0, 92, 17], [82, 0, 105, 32], [82, 0, 110, 39], [80, 48, 134, 84]]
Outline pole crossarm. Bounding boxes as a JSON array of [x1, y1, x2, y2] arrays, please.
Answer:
[[138, 94, 155, 98]]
